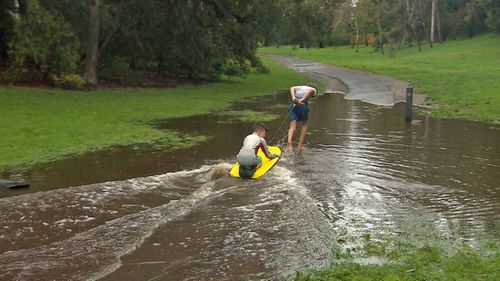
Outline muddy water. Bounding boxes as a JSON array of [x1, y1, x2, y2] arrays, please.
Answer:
[[1, 93, 499, 280]]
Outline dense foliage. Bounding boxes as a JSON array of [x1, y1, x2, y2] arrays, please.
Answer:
[[6, 4, 80, 82], [0, 0, 498, 87]]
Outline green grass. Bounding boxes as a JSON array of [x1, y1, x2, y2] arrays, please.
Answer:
[[0, 58, 305, 172], [260, 34, 500, 124], [295, 242, 500, 281], [294, 210, 500, 281]]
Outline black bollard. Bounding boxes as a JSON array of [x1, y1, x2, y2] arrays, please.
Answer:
[[405, 82, 413, 122]]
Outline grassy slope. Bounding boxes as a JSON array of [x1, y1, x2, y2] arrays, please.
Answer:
[[0, 58, 304, 172], [260, 34, 500, 124]]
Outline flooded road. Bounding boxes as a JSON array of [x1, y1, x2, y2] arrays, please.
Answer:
[[1, 92, 499, 280]]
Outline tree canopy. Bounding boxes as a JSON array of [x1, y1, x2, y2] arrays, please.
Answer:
[[0, 0, 498, 87]]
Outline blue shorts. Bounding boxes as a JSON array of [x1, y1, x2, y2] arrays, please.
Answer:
[[237, 154, 262, 167], [289, 103, 309, 122]]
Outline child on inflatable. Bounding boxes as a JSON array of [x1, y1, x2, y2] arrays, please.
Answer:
[[236, 123, 279, 178]]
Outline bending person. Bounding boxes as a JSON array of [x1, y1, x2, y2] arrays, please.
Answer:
[[237, 123, 279, 177], [287, 83, 317, 154]]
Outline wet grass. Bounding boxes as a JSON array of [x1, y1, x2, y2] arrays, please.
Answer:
[[295, 241, 500, 281], [0, 58, 305, 173], [294, 210, 500, 281], [260, 34, 500, 124]]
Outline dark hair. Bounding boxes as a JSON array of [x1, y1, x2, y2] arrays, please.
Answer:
[[254, 123, 269, 133], [307, 82, 318, 92]]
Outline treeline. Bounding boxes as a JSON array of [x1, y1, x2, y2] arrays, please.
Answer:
[[261, 0, 500, 51], [0, 0, 498, 88], [0, 0, 276, 88], [332, 0, 500, 54]]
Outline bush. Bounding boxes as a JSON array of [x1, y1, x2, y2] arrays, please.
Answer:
[[7, 5, 79, 83], [255, 62, 270, 74], [51, 74, 85, 90], [223, 59, 250, 77], [100, 57, 141, 86], [329, 33, 351, 46]]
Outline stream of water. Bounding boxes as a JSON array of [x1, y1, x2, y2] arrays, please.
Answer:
[[1, 93, 499, 280]]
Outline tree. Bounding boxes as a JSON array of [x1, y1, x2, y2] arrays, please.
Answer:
[[0, 0, 16, 66], [6, 3, 79, 82], [83, 0, 100, 86], [431, 0, 442, 43], [355, 0, 378, 47], [476, 0, 500, 34], [372, 0, 386, 54]]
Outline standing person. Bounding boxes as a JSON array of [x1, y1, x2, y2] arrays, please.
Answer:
[[287, 83, 317, 154], [236, 123, 279, 178]]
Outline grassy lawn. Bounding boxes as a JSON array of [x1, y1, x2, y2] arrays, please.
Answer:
[[260, 34, 500, 124], [0, 58, 305, 172], [296, 247, 499, 281], [295, 240, 499, 281], [294, 217, 499, 281]]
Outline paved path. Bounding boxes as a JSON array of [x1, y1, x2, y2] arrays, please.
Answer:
[[267, 54, 426, 107]]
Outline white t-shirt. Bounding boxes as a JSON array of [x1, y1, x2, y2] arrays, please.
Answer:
[[292, 86, 317, 99], [237, 133, 273, 158]]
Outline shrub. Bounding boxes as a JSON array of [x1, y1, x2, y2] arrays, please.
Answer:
[[222, 58, 251, 77], [50, 74, 86, 90], [100, 57, 141, 87], [7, 5, 79, 83]]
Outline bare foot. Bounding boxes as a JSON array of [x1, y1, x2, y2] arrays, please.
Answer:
[[286, 144, 293, 154], [296, 145, 303, 154]]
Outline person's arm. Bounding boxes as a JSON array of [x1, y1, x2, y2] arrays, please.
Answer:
[[298, 88, 316, 104], [258, 137, 278, 159], [290, 86, 298, 104]]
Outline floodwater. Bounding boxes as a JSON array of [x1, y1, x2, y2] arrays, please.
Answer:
[[1, 93, 499, 280]]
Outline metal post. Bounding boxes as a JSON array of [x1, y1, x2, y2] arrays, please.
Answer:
[[405, 81, 413, 122]]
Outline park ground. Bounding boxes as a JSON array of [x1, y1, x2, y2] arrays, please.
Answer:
[[0, 36, 499, 281], [260, 34, 500, 124], [1, 35, 499, 173], [0, 58, 305, 173]]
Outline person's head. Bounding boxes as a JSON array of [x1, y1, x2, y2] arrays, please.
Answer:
[[307, 82, 318, 94], [254, 123, 269, 137]]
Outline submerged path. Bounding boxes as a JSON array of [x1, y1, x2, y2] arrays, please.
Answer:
[[267, 54, 427, 107]]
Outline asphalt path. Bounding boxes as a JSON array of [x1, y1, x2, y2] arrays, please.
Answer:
[[267, 54, 426, 107]]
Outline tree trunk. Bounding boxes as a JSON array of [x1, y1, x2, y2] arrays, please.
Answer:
[[413, 27, 421, 52], [404, 0, 416, 48], [84, 0, 100, 86], [372, 0, 384, 54], [431, 0, 436, 43], [353, 11, 359, 52], [405, 0, 421, 52], [377, 12, 384, 55], [400, 30, 407, 47], [157, 54, 163, 74], [436, 0, 442, 42], [351, 10, 359, 52], [17, 0, 28, 15], [427, 23, 433, 48]]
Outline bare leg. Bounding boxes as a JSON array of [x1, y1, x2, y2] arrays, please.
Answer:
[[296, 120, 309, 153], [287, 121, 297, 153]]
